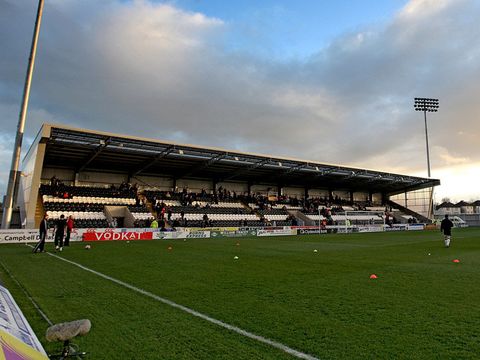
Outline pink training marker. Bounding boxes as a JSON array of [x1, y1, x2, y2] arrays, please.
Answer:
[[370, 274, 378, 279], [453, 259, 460, 263]]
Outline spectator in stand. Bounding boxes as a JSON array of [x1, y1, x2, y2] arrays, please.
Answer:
[[64, 215, 74, 247], [385, 213, 393, 227], [159, 219, 167, 231], [54, 215, 67, 252], [321, 219, 327, 230], [172, 218, 180, 228]]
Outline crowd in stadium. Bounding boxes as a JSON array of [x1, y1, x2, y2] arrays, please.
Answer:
[[40, 179, 397, 230]]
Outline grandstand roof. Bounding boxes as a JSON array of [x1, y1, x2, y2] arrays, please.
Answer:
[[34, 123, 440, 195]]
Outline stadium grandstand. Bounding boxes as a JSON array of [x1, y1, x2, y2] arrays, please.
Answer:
[[6, 123, 440, 230]]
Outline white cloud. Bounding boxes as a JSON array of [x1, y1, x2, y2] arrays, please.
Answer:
[[400, 0, 454, 18], [435, 146, 469, 165], [418, 162, 480, 202]]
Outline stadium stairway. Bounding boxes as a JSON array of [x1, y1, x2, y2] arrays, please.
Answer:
[[139, 193, 157, 218], [288, 210, 311, 226], [387, 200, 431, 223], [240, 200, 254, 213]]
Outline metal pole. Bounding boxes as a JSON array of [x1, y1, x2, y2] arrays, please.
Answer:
[[1, 0, 45, 229], [318, 206, 321, 234], [423, 109, 433, 219], [423, 110, 431, 178]]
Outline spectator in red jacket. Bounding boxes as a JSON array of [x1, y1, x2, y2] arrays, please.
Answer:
[[65, 215, 74, 247]]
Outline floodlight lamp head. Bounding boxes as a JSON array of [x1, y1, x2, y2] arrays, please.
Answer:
[[414, 97, 439, 112]]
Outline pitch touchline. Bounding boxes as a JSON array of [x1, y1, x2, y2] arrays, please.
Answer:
[[46, 252, 319, 360], [0, 260, 53, 326]]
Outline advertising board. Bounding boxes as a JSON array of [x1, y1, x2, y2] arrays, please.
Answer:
[[407, 224, 425, 231], [187, 227, 239, 232], [83, 230, 153, 241], [0, 228, 87, 244], [210, 229, 257, 238], [0, 230, 53, 244], [0, 285, 47, 358], [297, 228, 328, 235], [257, 228, 296, 237], [154, 231, 211, 239], [384, 224, 408, 232], [357, 226, 384, 233]]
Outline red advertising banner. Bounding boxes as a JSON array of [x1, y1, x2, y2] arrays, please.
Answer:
[[83, 231, 153, 241]]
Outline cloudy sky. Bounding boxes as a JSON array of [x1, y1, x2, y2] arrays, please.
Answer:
[[1, 0, 479, 202]]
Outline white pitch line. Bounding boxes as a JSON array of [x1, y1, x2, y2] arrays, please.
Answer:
[[46, 251, 319, 360], [0, 260, 52, 326]]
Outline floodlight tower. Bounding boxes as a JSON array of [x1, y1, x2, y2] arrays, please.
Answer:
[[1, 0, 44, 229], [414, 98, 439, 178], [414, 97, 439, 220]]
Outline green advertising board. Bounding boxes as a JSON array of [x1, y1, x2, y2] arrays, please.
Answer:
[[210, 229, 257, 238]]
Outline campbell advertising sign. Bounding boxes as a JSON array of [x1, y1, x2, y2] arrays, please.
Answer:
[[0, 230, 52, 244], [0, 229, 87, 244]]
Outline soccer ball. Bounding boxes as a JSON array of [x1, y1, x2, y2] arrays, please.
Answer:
[[85, 244, 91, 250]]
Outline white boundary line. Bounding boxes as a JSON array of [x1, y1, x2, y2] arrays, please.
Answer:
[[0, 260, 53, 326], [45, 251, 319, 360]]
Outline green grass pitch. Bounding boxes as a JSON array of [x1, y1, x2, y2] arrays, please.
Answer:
[[1, 228, 480, 359]]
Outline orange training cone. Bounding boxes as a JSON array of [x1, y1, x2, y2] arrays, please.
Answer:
[[453, 259, 460, 263], [370, 274, 378, 279]]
